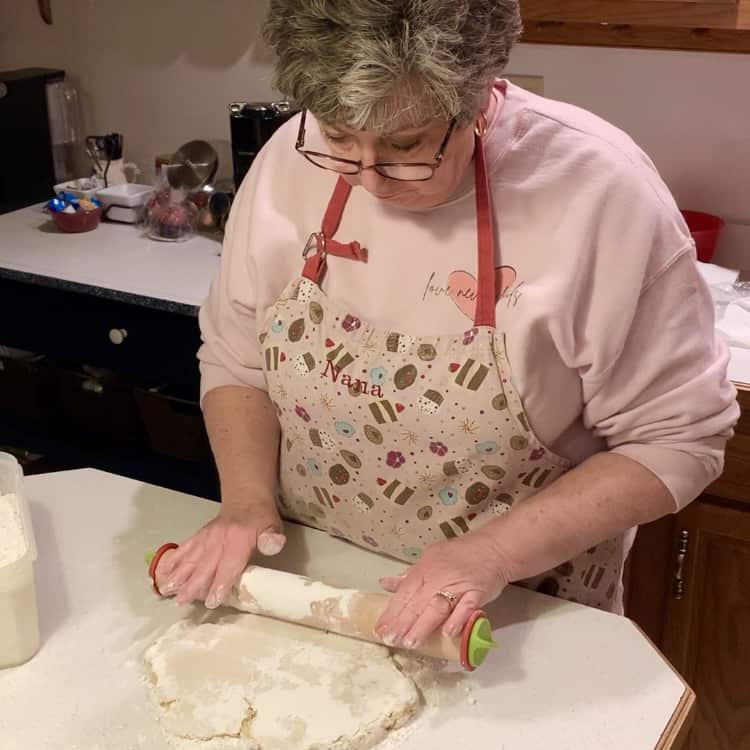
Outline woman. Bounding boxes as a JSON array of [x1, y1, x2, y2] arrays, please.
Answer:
[[160, 0, 738, 651]]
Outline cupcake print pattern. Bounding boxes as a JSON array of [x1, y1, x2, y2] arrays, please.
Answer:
[[261, 276, 626, 612]]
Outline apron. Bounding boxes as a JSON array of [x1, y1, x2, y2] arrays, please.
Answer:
[[259, 131, 627, 612]]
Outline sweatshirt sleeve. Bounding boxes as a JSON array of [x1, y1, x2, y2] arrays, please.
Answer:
[[197, 163, 269, 403], [582, 248, 739, 509]]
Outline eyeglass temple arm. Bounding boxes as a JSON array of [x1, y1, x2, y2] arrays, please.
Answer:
[[295, 109, 308, 149], [435, 119, 457, 162]]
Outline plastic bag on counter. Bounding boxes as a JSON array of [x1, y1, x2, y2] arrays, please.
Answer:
[[143, 183, 198, 243], [141, 166, 168, 225]]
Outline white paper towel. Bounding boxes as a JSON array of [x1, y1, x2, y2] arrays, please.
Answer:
[[695, 261, 750, 383], [716, 301, 750, 349], [728, 347, 750, 385], [697, 261, 740, 288]]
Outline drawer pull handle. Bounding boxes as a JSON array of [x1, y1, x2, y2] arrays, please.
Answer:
[[81, 378, 104, 394], [109, 328, 128, 345], [673, 530, 689, 600]]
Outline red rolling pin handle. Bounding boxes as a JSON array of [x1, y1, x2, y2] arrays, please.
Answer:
[[148, 542, 179, 597]]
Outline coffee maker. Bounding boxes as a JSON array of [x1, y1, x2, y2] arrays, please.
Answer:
[[0, 68, 66, 215], [229, 101, 299, 189]]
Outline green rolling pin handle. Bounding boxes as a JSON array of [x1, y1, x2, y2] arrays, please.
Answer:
[[146, 542, 180, 597], [460, 610, 498, 671]]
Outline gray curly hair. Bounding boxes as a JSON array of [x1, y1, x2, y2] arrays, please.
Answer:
[[263, 0, 522, 133]]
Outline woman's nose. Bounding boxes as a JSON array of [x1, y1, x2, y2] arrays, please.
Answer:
[[357, 166, 390, 195]]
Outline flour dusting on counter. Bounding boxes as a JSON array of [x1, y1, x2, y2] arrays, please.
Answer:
[[0, 493, 27, 566]]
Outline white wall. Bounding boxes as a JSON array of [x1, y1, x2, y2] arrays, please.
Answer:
[[1, 0, 748, 265], [507, 44, 750, 269], [0, 0, 276, 184]]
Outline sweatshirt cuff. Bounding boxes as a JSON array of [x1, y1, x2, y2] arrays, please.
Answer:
[[609, 442, 724, 511], [199, 361, 268, 406]]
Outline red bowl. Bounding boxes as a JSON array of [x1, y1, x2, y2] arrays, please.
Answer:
[[680, 210, 724, 263], [52, 207, 102, 233]]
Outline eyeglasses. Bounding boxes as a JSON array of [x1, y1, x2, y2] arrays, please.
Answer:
[[295, 109, 457, 182]]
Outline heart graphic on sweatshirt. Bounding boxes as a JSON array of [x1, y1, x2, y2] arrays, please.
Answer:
[[395, 403, 405, 413], [447, 266, 517, 320], [376, 477, 387, 486], [280, 353, 286, 362], [449, 363, 460, 373], [325, 338, 335, 347]]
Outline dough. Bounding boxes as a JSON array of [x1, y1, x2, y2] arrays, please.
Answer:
[[144, 614, 421, 750]]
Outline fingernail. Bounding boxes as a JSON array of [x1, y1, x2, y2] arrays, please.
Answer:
[[258, 532, 286, 556], [162, 580, 177, 594], [205, 586, 225, 610], [443, 625, 458, 638], [404, 637, 418, 649], [382, 632, 399, 647]]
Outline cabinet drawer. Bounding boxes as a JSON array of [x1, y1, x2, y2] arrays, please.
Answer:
[[707, 386, 750, 506], [0, 351, 56, 422], [0, 277, 202, 389], [135, 387, 211, 463], [55, 367, 147, 449], [708, 434, 750, 506]]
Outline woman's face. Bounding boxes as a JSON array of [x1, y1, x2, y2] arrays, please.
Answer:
[[317, 117, 476, 210]]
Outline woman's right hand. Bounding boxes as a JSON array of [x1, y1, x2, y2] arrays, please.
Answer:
[[156, 501, 286, 609]]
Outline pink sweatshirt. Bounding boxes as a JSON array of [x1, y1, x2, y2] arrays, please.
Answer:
[[198, 80, 739, 510]]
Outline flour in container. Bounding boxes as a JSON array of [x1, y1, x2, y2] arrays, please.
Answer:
[[0, 492, 27, 566]]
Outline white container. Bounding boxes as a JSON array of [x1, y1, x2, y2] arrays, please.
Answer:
[[0, 453, 40, 669], [53, 177, 103, 201], [97, 183, 153, 224]]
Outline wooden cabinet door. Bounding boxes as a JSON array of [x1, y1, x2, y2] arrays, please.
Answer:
[[662, 500, 750, 750]]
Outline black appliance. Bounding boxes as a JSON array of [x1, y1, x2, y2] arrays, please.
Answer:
[[229, 100, 298, 189], [0, 68, 65, 215]]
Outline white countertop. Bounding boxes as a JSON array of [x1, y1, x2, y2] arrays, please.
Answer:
[[0, 469, 688, 749], [0, 204, 221, 309]]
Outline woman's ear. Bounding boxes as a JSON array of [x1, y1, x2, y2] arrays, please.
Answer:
[[478, 82, 496, 117]]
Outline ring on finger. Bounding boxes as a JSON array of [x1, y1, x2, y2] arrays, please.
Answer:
[[435, 590, 459, 610]]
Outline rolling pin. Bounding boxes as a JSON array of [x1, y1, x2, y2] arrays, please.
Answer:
[[147, 542, 496, 670]]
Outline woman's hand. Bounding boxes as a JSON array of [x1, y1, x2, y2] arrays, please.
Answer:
[[156, 501, 285, 609], [374, 530, 509, 650]]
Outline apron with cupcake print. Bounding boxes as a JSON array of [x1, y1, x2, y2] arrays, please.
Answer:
[[259, 132, 627, 612]]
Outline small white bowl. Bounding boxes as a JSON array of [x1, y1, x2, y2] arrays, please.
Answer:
[[97, 183, 154, 224], [53, 178, 103, 201], [97, 183, 153, 208]]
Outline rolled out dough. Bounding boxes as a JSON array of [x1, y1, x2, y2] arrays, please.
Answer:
[[144, 614, 421, 750]]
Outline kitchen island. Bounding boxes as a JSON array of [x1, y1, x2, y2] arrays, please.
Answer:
[[0, 468, 693, 749]]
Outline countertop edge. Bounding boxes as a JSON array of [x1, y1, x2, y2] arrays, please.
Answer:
[[0, 266, 200, 317]]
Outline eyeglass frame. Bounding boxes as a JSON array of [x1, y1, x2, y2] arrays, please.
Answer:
[[294, 109, 458, 182]]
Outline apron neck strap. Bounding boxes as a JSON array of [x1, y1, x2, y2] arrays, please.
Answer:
[[472, 132, 497, 328], [303, 140, 498, 330], [302, 177, 367, 283]]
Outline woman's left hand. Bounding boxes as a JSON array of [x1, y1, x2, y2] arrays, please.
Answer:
[[374, 530, 509, 650]]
